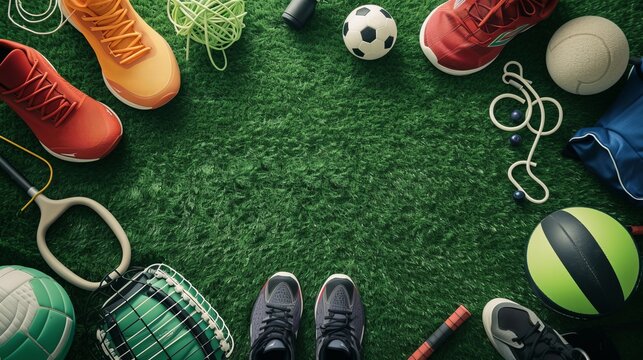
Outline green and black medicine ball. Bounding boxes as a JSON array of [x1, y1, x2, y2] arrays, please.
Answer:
[[526, 207, 640, 317]]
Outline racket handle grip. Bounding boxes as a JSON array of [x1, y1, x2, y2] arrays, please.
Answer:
[[408, 305, 472, 360], [629, 225, 643, 236], [408, 342, 433, 360], [0, 155, 34, 193], [445, 305, 472, 330]]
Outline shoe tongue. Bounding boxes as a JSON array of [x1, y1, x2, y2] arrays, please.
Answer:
[[68, 0, 114, 14], [263, 339, 286, 354], [537, 344, 563, 360], [0, 49, 32, 89], [329, 286, 351, 312], [532, 337, 584, 360], [327, 339, 350, 355], [86, 0, 118, 15]]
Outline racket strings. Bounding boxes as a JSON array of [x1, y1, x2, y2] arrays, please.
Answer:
[[98, 285, 173, 359], [112, 298, 175, 360], [154, 297, 232, 360], [134, 285, 208, 358], [100, 275, 161, 335], [0, 135, 53, 212], [147, 307, 209, 359], [97, 264, 234, 359], [100, 277, 190, 358], [106, 271, 228, 356], [143, 270, 232, 358], [108, 291, 181, 357], [97, 269, 181, 358], [166, 312, 229, 360], [152, 266, 233, 352], [100, 290, 196, 359], [159, 285, 233, 359], [158, 302, 231, 360]]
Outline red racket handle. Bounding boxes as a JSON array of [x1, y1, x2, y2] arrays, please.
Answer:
[[408, 305, 471, 360], [629, 225, 643, 236]]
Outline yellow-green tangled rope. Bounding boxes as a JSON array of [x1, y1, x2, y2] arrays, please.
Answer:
[[167, 0, 246, 71]]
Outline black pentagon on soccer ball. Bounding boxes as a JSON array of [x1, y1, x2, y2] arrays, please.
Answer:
[[384, 35, 394, 49], [360, 26, 376, 43], [355, 7, 370, 16], [380, 9, 392, 18], [352, 48, 365, 57], [343, 22, 349, 36]]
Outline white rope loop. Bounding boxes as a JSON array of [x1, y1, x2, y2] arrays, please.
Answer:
[[490, 61, 564, 204], [7, 0, 72, 35]]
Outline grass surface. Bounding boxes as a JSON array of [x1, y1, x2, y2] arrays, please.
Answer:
[[1, 0, 643, 359]]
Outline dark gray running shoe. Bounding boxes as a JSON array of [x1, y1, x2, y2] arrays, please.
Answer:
[[483, 298, 590, 360], [250, 272, 303, 360], [315, 274, 365, 360]]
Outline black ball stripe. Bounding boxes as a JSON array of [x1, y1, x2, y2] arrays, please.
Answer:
[[542, 210, 625, 314]]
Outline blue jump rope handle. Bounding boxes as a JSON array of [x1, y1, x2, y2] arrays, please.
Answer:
[[0, 155, 35, 194]]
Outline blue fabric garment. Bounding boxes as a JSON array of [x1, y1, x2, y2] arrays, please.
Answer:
[[569, 62, 643, 204]]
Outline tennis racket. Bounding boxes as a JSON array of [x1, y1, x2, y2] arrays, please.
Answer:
[[0, 154, 131, 291]]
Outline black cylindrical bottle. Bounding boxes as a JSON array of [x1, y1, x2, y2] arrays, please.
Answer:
[[282, 0, 316, 29]]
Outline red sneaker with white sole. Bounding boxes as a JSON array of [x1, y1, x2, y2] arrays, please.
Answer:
[[420, 0, 558, 75], [0, 39, 122, 162]]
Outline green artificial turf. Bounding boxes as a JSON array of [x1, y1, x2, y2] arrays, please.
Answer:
[[1, 0, 643, 359]]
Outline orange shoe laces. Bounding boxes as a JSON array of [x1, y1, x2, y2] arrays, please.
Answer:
[[470, 0, 545, 33], [1, 60, 78, 127], [70, 0, 151, 64]]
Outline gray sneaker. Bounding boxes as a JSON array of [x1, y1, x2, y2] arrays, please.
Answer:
[[315, 274, 365, 360], [250, 272, 303, 360], [483, 298, 590, 360]]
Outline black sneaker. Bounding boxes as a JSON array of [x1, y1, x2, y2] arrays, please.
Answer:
[[483, 298, 590, 360], [315, 274, 365, 360], [250, 272, 303, 360]]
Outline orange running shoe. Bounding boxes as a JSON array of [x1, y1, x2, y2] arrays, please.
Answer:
[[58, 0, 180, 109], [0, 39, 123, 162]]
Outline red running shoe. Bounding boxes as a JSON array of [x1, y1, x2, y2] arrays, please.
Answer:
[[0, 39, 122, 162], [420, 0, 558, 75]]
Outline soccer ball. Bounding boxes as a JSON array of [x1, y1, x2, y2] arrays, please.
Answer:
[[342, 5, 397, 60], [0, 266, 75, 360]]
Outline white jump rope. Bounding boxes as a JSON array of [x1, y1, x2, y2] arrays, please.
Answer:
[[7, 0, 71, 35], [489, 61, 564, 204]]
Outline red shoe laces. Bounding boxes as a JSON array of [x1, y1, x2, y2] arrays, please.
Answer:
[[470, 0, 545, 33], [71, 0, 151, 65], [1, 60, 77, 127]]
